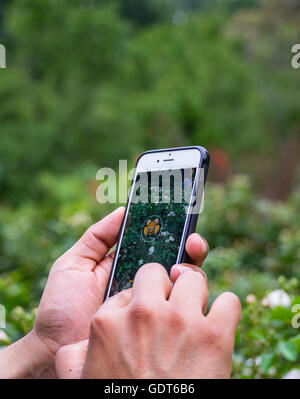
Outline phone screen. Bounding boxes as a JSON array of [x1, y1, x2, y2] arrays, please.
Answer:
[[108, 167, 197, 296]]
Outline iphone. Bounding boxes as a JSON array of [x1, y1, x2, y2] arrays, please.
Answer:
[[105, 146, 210, 299]]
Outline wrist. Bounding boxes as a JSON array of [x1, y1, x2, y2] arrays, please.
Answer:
[[0, 330, 56, 379]]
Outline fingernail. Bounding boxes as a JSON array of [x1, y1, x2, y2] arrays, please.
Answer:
[[199, 236, 208, 252], [177, 265, 184, 274], [176, 265, 191, 274]]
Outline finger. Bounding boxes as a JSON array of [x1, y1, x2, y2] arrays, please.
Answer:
[[56, 340, 88, 379], [101, 288, 132, 311], [185, 233, 209, 267], [169, 269, 209, 315], [206, 292, 242, 343], [170, 233, 209, 283], [170, 263, 209, 284], [131, 263, 172, 304], [92, 253, 114, 294], [93, 249, 116, 277], [56, 207, 125, 270], [108, 250, 116, 259]]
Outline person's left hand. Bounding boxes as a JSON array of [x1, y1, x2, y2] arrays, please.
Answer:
[[1, 207, 126, 378], [33, 207, 126, 361]]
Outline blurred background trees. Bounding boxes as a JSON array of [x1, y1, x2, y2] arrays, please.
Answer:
[[0, 0, 299, 201], [0, 0, 299, 378]]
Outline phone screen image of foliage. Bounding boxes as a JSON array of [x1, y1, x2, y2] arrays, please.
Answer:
[[110, 168, 195, 295]]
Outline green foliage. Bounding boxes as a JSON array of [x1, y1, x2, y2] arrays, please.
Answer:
[[232, 278, 300, 378], [197, 176, 300, 378], [1, 0, 298, 202], [0, 0, 299, 379], [198, 176, 300, 314]]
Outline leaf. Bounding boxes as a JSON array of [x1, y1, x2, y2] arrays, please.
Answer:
[[271, 306, 292, 323], [260, 353, 274, 373], [292, 296, 300, 307], [248, 331, 268, 345], [277, 341, 298, 362], [290, 334, 300, 351]]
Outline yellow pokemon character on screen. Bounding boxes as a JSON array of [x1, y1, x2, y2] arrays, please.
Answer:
[[143, 218, 161, 237]]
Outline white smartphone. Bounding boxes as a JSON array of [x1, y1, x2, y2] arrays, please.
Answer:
[[104, 146, 210, 299]]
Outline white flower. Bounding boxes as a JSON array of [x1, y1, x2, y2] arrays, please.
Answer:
[[245, 358, 254, 367], [148, 246, 154, 256], [255, 356, 261, 366], [267, 289, 291, 308], [283, 369, 300, 379], [167, 211, 176, 217], [138, 259, 144, 266]]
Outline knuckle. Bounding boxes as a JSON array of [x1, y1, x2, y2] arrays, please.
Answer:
[[82, 224, 106, 251], [167, 307, 186, 332], [86, 223, 96, 234], [202, 322, 225, 349], [90, 311, 111, 336], [129, 300, 155, 323], [83, 226, 97, 245], [118, 288, 131, 301]]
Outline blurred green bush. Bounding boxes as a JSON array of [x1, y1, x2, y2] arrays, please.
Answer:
[[0, 0, 299, 201]]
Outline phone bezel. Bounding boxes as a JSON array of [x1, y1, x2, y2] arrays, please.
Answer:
[[136, 147, 201, 173]]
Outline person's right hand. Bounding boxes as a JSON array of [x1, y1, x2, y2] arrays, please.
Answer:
[[56, 262, 241, 379]]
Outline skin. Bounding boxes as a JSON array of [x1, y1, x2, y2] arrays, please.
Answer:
[[56, 264, 241, 379], [0, 207, 212, 378]]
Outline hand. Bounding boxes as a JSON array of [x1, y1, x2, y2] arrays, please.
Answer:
[[33, 207, 126, 365], [55, 233, 210, 379], [0, 207, 126, 378], [55, 241, 241, 379], [86, 268, 241, 378]]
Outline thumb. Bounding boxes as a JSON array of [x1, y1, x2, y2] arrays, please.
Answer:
[[56, 340, 89, 379], [55, 207, 125, 271]]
